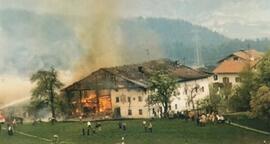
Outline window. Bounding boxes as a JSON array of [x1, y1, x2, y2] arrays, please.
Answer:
[[116, 97, 120, 103], [201, 86, 204, 92], [184, 89, 188, 95], [233, 57, 239, 61], [213, 75, 218, 81], [223, 77, 229, 83], [175, 104, 178, 110], [138, 96, 143, 102], [139, 109, 143, 115], [235, 77, 241, 82], [128, 97, 131, 103], [133, 97, 136, 101], [128, 109, 132, 115], [169, 105, 171, 110]]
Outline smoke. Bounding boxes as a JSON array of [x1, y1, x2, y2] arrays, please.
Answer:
[[0, 75, 32, 105], [0, 0, 165, 107], [70, 0, 124, 79], [70, 0, 166, 79]]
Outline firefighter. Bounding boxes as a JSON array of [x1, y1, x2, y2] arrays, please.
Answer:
[[7, 124, 14, 136]]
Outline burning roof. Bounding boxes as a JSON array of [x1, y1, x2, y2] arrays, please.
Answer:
[[63, 59, 210, 91]]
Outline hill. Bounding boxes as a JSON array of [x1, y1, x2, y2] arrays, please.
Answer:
[[119, 18, 270, 65], [1, 9, 270, 75]]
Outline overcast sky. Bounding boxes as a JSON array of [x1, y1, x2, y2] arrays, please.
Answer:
[[0, 0, 269, 39]]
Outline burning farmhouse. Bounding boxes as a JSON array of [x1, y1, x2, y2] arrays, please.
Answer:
[[62, 59, 211, 119]]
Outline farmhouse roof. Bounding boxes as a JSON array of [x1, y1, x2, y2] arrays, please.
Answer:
[[214, 49, 263, 74], [63, 59, 210, 91]]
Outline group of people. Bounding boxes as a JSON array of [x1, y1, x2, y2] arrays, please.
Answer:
[[117, 120, 153, 133], [82, 121, 102, 136], [196, 112, 226, 127]]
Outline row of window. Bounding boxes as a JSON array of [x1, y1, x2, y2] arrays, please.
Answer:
[[115, 96, 143, 103], [181, 86, 205, 95], [213, 75, 241, 83], [128, 109, 143, 115]]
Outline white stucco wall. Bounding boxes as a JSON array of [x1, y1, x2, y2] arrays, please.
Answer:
[[110, 77, 211, 118], [211, 73, 240, 86], [170, 77, 210, 112], [111, 89, 150, 118]]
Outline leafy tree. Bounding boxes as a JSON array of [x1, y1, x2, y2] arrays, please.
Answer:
[[257, 51, 270, 87], [250, 85, 270, 120], [186, 84, 200, 110], [229, 67, 256, 111], [148, 72, 177, 118], [249, 51, 270, 120], [199, 84, 221, 113], [30, 67, 63, 123]]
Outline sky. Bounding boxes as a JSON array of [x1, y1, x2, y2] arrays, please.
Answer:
[[0, 0, 269, 39], [0, 0, 270, 106]]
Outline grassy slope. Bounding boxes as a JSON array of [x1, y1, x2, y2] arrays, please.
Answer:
[[0, 119, 269, 144]]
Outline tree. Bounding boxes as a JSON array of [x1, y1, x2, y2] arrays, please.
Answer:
[[257, 52, 270, 87], [148, 72, 177, 118], [249, 51, 270, 120], [30, 67, 63, 123], [250, 85, 270, 120], [187, 85, 197, 110], [198, 84, 221, 113], [229, 67, 256, 112]]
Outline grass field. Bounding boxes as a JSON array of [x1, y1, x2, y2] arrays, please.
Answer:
[[226, 113, 270, 132], [0, 119, 269, 144]]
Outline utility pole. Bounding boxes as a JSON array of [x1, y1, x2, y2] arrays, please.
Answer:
[[145, 48, 151, 118], [192, 29, 203, 68]]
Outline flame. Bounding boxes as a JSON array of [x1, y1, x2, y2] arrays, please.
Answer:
[[74, 90, 112, 115]]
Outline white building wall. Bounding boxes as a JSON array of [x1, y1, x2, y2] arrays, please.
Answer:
[[111, 89, 150, 118], [211, 73, 240, 86], [110, 77, 211, 118], [170, 77, 210, 112]]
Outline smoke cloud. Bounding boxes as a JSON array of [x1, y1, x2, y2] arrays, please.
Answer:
[[71, 0, 124, 79], [0, 75, 31, 105], [0, 0, 165, 107]]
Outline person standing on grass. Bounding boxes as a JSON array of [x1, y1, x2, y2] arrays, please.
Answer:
[[122, 122, 127, 131], [96, 122, 102, 131], [7, 124, 14, 136], [142, 121, 147, 132], [79, 115, 83, 122], [86, 121, 92, 135], [148, 122, 152, 133], [82, 127, 85, 136], [87, 121, 91, 128], [118, 121, 122, 129]]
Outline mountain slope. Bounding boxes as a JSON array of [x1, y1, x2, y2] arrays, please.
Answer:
[[1, 9, 270, 76]]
